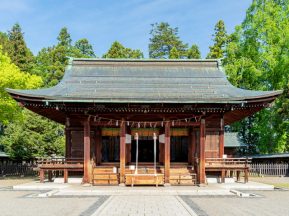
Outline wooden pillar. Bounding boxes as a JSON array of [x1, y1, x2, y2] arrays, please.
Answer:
[[82, 117, 91, 184], [119, 121, 126, 184], [39, 169, 44, 183], [198, 118, 206, 184], [164, 122, 170, 184], [65, 127, 71, 158], [219, 117, 224, 158], [188, 128, 193, 165], [95, 128, 102, 165], [64, 169, 68, 183]]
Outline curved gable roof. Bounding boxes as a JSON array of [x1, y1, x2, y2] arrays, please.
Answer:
[[6, 58, 282, 104]]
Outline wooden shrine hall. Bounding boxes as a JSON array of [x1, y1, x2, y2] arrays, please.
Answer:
[[6, 58, 282, 185]]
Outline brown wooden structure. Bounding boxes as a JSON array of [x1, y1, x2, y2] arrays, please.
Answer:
[[6, 58, 282, 185]]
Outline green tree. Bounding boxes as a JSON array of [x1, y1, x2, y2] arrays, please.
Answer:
[[57, 27, 72, 47], [33, 27, 85, 86], [169, 47, 180, 59], [0, 46, 42, 125], [224, 0, 289, 154], [75, 38, 96, 57], [0, 32, 12, 55], [187, 44, 201, 59], [207, 20, 228, 59], [149, 22, 188, 59], [103, 41, 143, 58], [0, 110, 65, 160], [7, 23, 34, 72]]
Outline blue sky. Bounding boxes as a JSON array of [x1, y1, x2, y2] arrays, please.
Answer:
[[0, 0, 252, 58]]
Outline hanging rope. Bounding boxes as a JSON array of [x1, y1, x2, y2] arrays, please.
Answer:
[[88, 114, 203, 127]]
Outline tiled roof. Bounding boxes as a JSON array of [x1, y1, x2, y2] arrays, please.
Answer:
[[6, 58, 282, 104]]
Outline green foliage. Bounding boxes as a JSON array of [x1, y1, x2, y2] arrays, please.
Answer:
[[57, 27, 72, 47], [33, 27, 88, 86], [75, 38, 96, 57], [224, 0, 289, 154], [169, 47, 180, 59], [207, 20, 228, 59], [6, 23, 35, 72], [149, 22, 188, 59], [0, 47, 42, 125], [0, 32, 12, 55], [103, 41, 143, 58], [187, 44, 201, 59], [0, 110, 65, 160]]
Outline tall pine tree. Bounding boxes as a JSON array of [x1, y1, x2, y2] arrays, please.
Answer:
[[7, 23, 34, 72], [103, 41, 143, 59], [149, 22, 188, 59], [187, 44, 201, 59], [75, 38, 95, 57], [207, 20, 227, 59]]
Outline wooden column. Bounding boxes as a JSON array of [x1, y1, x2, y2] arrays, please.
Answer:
[[198, 118, 206, 184], [119, 121, 126, 184], [65, 127, 71, 158], [82, 117, 91, 184], [188, 128, 193, 165], [219, 117, 224, 158], [164, 122, 170, 184], [95, 128, 102, 165]]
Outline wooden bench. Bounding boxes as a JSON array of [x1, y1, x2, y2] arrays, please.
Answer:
[[205, 158, 251, 183], [38, 158, 83, 183]]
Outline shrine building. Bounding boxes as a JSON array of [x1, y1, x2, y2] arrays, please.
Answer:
[[6, 58, 282, 185]]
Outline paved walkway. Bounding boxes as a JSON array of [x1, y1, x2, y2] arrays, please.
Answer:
[[2, 178, 288, 216], [93, 195, 195, 216]]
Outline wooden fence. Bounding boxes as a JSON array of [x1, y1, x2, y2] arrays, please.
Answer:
[[0, 163, 37, 177], [249, 163, 289, 176]]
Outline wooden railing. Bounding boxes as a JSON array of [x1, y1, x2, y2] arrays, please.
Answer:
[[37, 157, 83, 167], [250, 163, 289, 176], [0, 163, 37, 177], [205, 158, 251, 168]]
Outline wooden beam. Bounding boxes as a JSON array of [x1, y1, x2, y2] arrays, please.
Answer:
[[199, 118, 206, 184], [82, 117, 91, 184], [164, 121, 170, 184], [219, 117, 224, 158], [119, 120, 126, 184]]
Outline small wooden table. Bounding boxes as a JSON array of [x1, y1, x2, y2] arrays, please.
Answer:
[[125, 174, 164, 187]]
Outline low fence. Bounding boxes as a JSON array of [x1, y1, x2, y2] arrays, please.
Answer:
[[249, 163, 289, 176], [0, 163, 37, 177]]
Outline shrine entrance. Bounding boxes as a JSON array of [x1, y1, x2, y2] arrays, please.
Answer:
[[131, 138, 159, 163]]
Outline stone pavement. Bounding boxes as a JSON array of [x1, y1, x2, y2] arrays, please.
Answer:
[[92, 195, 196, 216], [2, 178, 288, 216]]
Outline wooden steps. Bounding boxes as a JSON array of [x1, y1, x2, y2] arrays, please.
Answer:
[[169, 166, 196, 185], [92, 167, 119, 185], [92, 164, 196, 186]]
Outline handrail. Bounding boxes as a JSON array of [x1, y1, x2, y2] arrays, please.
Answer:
[[37, 157, 84, 166], [205, 158, 252, 168]]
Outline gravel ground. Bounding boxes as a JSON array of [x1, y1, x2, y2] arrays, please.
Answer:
[[181, 190, 289, 216], [250, 176, 289, 188], [0, 190, 108, 216], [0, 177, 36, 187]]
